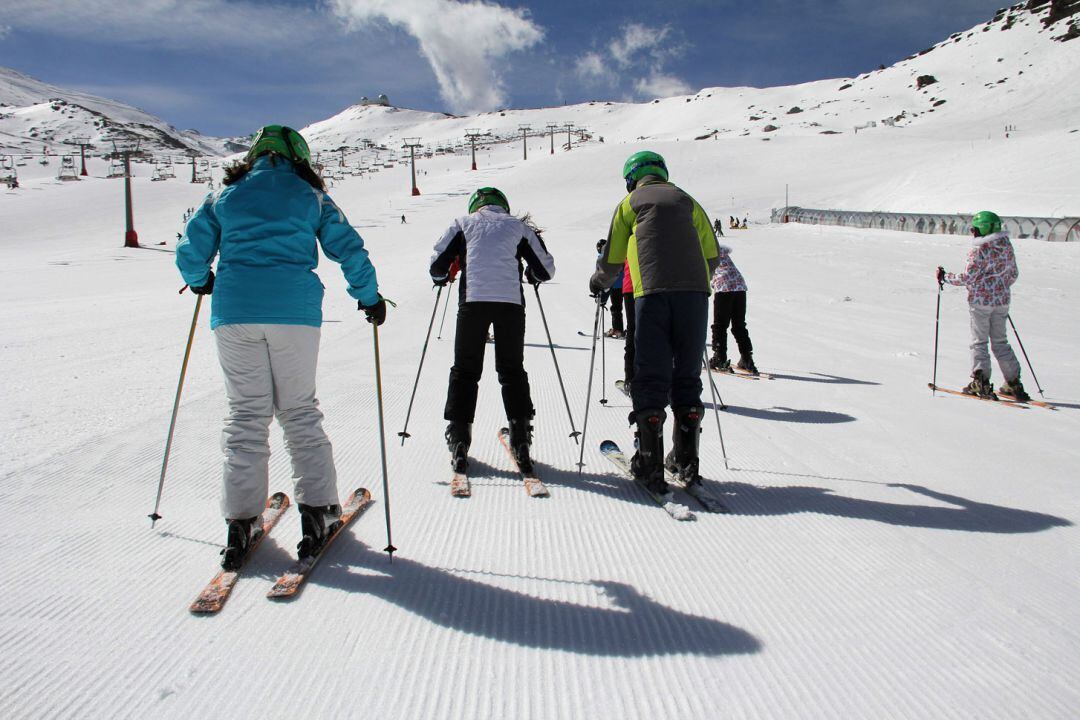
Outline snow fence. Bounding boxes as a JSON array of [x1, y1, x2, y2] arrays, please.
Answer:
[[770, 207, 1080, 242]]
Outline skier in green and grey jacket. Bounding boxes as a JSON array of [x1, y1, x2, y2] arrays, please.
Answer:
[[589, 150, 720, 494]]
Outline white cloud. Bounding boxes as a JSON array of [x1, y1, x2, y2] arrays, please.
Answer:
[[329, 0, 544, 114], [574, 52, 616, 86], [634, 72, 692, 99], [609, 23, 670, 68], [583, 22, 692, 101], [0, 24, 11, 40], [0, 0, 327, 49]]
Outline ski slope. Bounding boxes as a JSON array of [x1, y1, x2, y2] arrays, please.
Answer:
[[1, 115, 1078, 718]]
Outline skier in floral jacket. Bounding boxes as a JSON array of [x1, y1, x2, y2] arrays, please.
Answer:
[[942, 210, 1028, 401], [707, 244, 757, 375]]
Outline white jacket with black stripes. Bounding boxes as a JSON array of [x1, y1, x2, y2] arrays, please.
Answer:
[[429, 206, 556, 305]]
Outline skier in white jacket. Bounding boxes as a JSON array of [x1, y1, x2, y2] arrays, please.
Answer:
[[429, 187, 556, 473]]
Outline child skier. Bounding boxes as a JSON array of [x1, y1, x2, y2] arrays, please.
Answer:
[[941, 210, 1028, 401], [708, 245, 757, 375], [590, 151, 720, 493], [430, 187, 556, 473], [176, 125, 386, 571]]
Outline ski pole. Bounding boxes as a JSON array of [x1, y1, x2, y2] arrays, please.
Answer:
[[577, 296, 604, 471], [149, 290, 202, 527], [398, 285, 443, 444], [599, 302, 608, 405], [1007, 314, 1044, 396], [931, 267, 944, 396], [702, 352, 729, 470], [436, 278, 454, 340], [371, 323, 397, 561], [532, 284, 581, 443]]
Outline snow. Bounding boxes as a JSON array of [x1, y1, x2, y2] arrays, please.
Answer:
[[1, 4, 1079, 719]]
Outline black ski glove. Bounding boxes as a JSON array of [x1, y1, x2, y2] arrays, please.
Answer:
[[524, 267, 542, 287], [358, 296, 387, 326], [190, 270, 215, 295], [936, 266, 946, 286]]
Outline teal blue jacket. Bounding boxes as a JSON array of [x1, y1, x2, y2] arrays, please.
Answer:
[[176, 156, 379, 329]]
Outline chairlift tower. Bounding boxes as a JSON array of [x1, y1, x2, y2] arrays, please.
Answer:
[[563, 123, 575, 151], [402, 138, 422, 196], [111, 141, 145, 248], [465, 129, 485, 171], [546, 123, 559, 154], [519, 125, 531, 161]]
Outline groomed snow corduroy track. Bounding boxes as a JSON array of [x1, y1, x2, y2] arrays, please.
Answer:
[[1, 132, 1078, 720]]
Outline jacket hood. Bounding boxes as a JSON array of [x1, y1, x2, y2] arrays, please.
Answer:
[[972, 231, 1008, 247]]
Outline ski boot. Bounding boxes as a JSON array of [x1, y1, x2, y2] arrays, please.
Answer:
[[998, 377, 1030, 402], [445, 421, 472, 473], [708, 350, 731, 372], [296, 503, 343, 559], [604, 328, 625, 339], [736, 353, 759, 376], [664, 405, 704, 488], [630, 408, 669, 495], [220, 515, 261, 571], [507, 417, 535, 474], [962, 370, 997, 400]]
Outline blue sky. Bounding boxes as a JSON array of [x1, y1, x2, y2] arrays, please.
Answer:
[[0, 1, 1010, 138]]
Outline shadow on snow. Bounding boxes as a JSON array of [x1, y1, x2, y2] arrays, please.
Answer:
[[314, 543, 762, 658], [703, 477, 1071, 534]]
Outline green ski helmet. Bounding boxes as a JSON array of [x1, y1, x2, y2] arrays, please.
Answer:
[[622, 150, 668, 191], [970, 210, 1002, 237], [468, 187, 510, 214], [246, 125, 312, 165]]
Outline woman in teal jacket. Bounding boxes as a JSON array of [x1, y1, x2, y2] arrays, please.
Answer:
[[176, 125, 385, 570]]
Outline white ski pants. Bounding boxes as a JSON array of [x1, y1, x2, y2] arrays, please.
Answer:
[[968, 303, 1021, 381], [214, 324, 338, 519]]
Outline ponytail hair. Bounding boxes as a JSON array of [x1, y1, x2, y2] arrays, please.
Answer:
[[222, 153, 325, 192]]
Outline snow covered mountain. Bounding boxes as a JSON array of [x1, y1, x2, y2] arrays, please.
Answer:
[[0, 66, 245, 157], [300, 1, 1080, 151]]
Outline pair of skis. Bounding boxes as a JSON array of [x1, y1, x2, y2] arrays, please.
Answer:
[[928, 383, 1057, 410], [598, 440, 730, 520], [190, 487, 373, 614], [451, 428, 550, 498]]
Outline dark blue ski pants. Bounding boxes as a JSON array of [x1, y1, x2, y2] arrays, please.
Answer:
[[631, 291, 708, 413]]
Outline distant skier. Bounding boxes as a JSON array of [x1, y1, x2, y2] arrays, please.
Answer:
[[708, 244, 757, 375], [712, 217, 725, 237], [401, 214, 407, 224], [941, 210, 1028, 401], [176, 125, 386, 571], [430, 187, 556, 474], [740, 217, 748, 229], [590, 151, 720, 493]]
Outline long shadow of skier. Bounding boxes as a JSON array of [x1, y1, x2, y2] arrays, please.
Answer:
[[710, 404, 856, 424], [768, 372, 881, 386], [708, 480, 1070, 534], [315, 543, 762, 657]]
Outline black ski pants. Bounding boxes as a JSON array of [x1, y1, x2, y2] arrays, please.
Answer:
[[711, 290, 752, 360], [632, 292, 708, 413], [607, 291, 624, 333], [444, 301, 534, 423], [623, 293, 636, 384]]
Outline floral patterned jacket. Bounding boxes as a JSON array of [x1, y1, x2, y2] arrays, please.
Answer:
[[710, 245, 747, 293], [944, 232, 1018, 306]]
